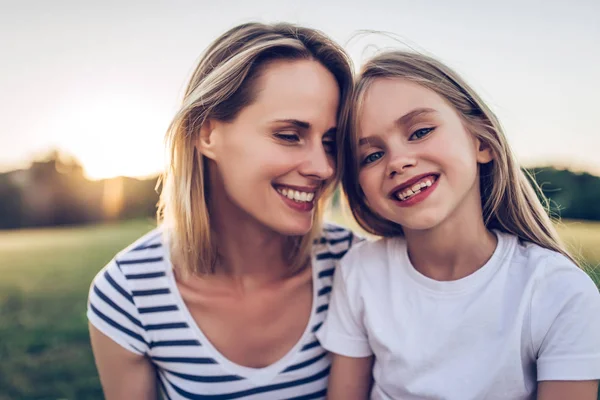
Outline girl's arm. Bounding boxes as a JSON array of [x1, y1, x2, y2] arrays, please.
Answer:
[[89, 324, 157, 400], [537, 381, 598, 400], [327, 354, 374, 400]]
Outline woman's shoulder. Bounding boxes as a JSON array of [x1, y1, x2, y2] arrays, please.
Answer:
[[313, 222, 366, 258], [91, 227, 170, 289], [114, 226, 167, 261], [310, 222, 359, 274], [314, 222, 403, 273]]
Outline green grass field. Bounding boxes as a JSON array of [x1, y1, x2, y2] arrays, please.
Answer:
[[0, 219, 156, 400], [0, 218, 598, 399]]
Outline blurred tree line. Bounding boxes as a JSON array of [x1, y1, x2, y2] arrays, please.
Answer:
[[0, 151, 159, 229], [0, 151, 599, 230], [528, 168, 600, 221]]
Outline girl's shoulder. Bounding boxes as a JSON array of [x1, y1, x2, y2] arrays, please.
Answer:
[[504, 231, 589, 282], [495, 231, 599, 314]]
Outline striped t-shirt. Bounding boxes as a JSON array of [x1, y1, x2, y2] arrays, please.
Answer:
[[87, 223, 361, 400]]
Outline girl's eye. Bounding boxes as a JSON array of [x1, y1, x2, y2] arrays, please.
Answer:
[[275, 132, 300, 142], [409, 127, 434, 141], [362, 151, 384, 165]]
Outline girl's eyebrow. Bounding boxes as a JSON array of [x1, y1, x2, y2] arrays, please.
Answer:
[[395, 108, 437, 127], [359, 107, 437, 147], [358, 136, 374, 147]]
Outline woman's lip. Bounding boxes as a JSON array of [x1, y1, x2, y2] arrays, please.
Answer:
[[275, 188, 315, 212]]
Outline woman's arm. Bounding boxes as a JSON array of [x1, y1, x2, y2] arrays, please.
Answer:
[[89, 324, 157, 400], [327, 354, 374, 400], [537, 380, 598, 400]]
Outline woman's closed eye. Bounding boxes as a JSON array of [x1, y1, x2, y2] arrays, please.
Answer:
[[274, 132, 300, 143], [362, 151, 384, 166], [409, 127, 435, 141]]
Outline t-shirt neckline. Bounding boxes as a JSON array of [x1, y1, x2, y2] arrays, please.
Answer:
[[394, 230, 515, 295]]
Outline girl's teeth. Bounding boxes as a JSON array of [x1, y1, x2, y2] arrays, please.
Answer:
[[307, 193, 314, 201], [396, 177, 436, 201]]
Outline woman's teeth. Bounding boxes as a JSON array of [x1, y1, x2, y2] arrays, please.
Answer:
[[396, 178, 434, 201], [277, 188, 315, 203]]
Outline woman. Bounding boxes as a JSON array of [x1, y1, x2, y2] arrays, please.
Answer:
[[87, 22, 360, 399]]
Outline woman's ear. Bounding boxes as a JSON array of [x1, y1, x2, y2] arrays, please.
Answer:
[[475, 137, 494, 164], [196, 119, 219, 161]]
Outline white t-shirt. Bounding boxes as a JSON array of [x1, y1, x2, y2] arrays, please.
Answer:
[[317, 231, 600, 400]]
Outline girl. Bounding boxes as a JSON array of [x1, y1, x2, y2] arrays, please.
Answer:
[[317, 51, 600, 399], [87, 22, 362, 399]]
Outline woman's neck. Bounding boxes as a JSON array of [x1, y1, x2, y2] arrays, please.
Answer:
[[207, 190, 293, 288], [213, 221, 290, 280], [403, 191, 497, 282]]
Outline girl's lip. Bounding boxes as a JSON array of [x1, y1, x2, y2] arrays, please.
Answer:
[[388, 173, 439, 199], [392, 176, 439, 207]]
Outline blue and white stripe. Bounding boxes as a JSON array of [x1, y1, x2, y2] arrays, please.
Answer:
[[88, 223, 360, 399]]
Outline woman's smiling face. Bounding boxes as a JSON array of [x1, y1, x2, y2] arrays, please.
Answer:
[[200, 58, 341, 236]]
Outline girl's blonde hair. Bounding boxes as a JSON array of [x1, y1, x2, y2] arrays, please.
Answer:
[[342, 50, 574, 262], [158, 22, 353, 275]]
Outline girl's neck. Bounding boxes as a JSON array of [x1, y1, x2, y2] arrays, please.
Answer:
[[403, 191, 497, 282]]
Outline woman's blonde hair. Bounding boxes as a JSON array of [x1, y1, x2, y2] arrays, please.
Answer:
[[157, 22, 353, 276], [342, 50, 574, 262]]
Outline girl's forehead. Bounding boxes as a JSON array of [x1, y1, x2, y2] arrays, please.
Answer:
[[358, 79, 447, 135]]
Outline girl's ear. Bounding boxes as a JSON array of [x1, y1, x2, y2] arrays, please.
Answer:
[[196, 119, 219, 161], [475, 138, 494, 164]]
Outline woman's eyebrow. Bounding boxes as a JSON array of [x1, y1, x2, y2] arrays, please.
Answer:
[[273, 119, 337, 136], [272, 119, 311, 129]]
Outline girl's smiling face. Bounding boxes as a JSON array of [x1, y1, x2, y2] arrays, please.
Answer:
[[357, 78, 493, 232]]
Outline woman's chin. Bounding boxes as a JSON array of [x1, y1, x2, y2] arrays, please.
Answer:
[[269, 217, 314, 237]]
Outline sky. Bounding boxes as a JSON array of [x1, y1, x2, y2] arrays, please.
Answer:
[[1, 0, 599, 180]]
